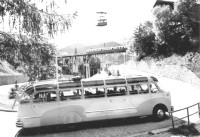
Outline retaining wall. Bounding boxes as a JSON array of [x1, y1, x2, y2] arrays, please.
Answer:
[[109, 60, 200, 89], [0, 75, 29, 86]]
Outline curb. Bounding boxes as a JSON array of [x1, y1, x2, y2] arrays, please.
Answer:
[[0, 108, 17, 112], [128, 127, 170, 137], [148, 127, 170, 135]]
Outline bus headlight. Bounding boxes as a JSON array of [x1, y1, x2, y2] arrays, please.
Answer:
[[16, 119, 23, 127], [171, 106, 174, 111]]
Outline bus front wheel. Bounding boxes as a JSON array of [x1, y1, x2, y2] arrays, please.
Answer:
[[153, 107, 166, 121]]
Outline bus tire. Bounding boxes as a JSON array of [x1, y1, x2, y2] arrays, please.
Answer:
[[67, 123, 77, 129], [153, 105, 166, 121], [63, 112, 82, 129]]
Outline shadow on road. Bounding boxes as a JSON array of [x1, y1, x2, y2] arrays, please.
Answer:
[[16, 116, 172, 137]]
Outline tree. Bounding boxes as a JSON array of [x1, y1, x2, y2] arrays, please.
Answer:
[[153, 0, 199, 56], [0, 0, 77, 81], [0, 0, 77, 38], [0, 32, 57, 81], [89, 57, 101, 77], [78, 63, 86, 77], [132, 21, 155, 60], [129, 0, 200, 59], [62, 58, 73, 75]]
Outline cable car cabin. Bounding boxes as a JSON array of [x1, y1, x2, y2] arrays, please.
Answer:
[[16, 76, 172, 128], [97, 19, 107, 26]]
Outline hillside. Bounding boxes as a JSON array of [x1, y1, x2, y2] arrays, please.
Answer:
[[59, 41, 122, 55], [0, 60, 21, 75]]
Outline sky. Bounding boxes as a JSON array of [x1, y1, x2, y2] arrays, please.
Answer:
[[51, 0, 156, 49], [0, 0, 156, 49]]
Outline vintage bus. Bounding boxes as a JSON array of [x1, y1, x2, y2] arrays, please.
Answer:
[[16, 75, 172, 128]]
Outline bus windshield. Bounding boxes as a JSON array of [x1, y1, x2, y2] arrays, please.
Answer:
[[19, 93, 31, 104], [156, 81, 165, 92]]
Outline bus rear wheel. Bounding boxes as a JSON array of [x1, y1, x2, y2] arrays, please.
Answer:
[[153, 107, 166, 121]]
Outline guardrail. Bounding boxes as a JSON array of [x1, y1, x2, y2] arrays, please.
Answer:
[[171, 102, 200, 129]]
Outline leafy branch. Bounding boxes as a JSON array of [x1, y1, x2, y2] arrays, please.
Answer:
[[0, 0, 77, 38]]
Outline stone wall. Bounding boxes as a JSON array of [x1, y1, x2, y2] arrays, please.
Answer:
[[109, 60, 200, 89]]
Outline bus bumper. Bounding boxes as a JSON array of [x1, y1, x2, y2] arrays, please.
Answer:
[[16, 119, 23, 127], [171, 106, 174, 111]]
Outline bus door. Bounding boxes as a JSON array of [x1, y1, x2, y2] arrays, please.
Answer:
[[58, 89, 83, 124], [149, 82, 165, 96], [83, 87, 109, 119], [149, 82, 171, 106], [32, 91, 60, 126], [105, 86, 137, 118], [128, 83, 153, 116]]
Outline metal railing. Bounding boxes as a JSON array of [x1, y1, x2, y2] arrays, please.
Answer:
[[171, 102, 200, 129]]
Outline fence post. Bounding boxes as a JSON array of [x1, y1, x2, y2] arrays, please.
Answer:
[[198, 103, 200, 118], [187, 108, 190, 125], [171, 112, 174, 129]]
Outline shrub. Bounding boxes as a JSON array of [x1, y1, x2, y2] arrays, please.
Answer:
[[8, 81, 19, 99], [170, 123, 200, 136]]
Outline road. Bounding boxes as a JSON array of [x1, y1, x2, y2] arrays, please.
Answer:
[[158, 77, 200, 123], [16, 116, 172, 137], [0, 111, 21, 137]]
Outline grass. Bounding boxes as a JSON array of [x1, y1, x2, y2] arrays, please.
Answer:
[[168, 123, 200, 136]]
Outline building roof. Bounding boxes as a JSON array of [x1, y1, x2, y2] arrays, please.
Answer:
[[153, 0, 175, 8]]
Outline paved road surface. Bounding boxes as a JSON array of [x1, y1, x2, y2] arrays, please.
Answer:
[[16, 116, 172, 137], [0, 111, 21, 137]]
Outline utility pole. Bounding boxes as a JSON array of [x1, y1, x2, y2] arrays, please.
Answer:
[[54, 48, 59, 80], [56, 53, 58, 80], [96, 11, 107, 72]]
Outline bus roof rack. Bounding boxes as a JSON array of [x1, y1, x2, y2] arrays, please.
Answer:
[[70, 76, 82, 82]]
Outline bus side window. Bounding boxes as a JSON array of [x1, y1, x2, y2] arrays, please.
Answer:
[[33, 92, 44, 103], [95, 88, 105, 97], [20, 94, 31, 104], [84, 87, 105, 98], [46, 91, 57, 102], [60, 89, 82, 101], [107, 86, 127, 97], [136, 84, 149, 94], [129, 85, 138, 95], [150, 84, 159, 93], [71, 89, 82, 99], [33, 91, 57, 103], [84, 89, 93, 98]]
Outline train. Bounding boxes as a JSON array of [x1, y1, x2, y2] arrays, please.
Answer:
[[86, 46, 127, 54]]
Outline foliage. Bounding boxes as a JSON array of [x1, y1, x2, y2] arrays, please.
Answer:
[[153, 0, 199, 56], [89, 57, 101, 76], [78, 63, 86, 76], [62, 66, 72, 75], [8, 81, 19, 99], [0, 0, 77, 81], [0, 31, 56, 81], [129, 0, 200, 59], [0, 0, 77, 38], [169, 123, 200, 136], [62, 58, 73, 75], [132, 21, 155, 60], [21, 41, 56, 81], [185, 52, 200, 73]]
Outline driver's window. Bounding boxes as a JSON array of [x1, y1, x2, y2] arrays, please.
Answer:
[[33, 91, 57, 103], [135, 84, 149, 94], [149, 83, 160, 93]]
